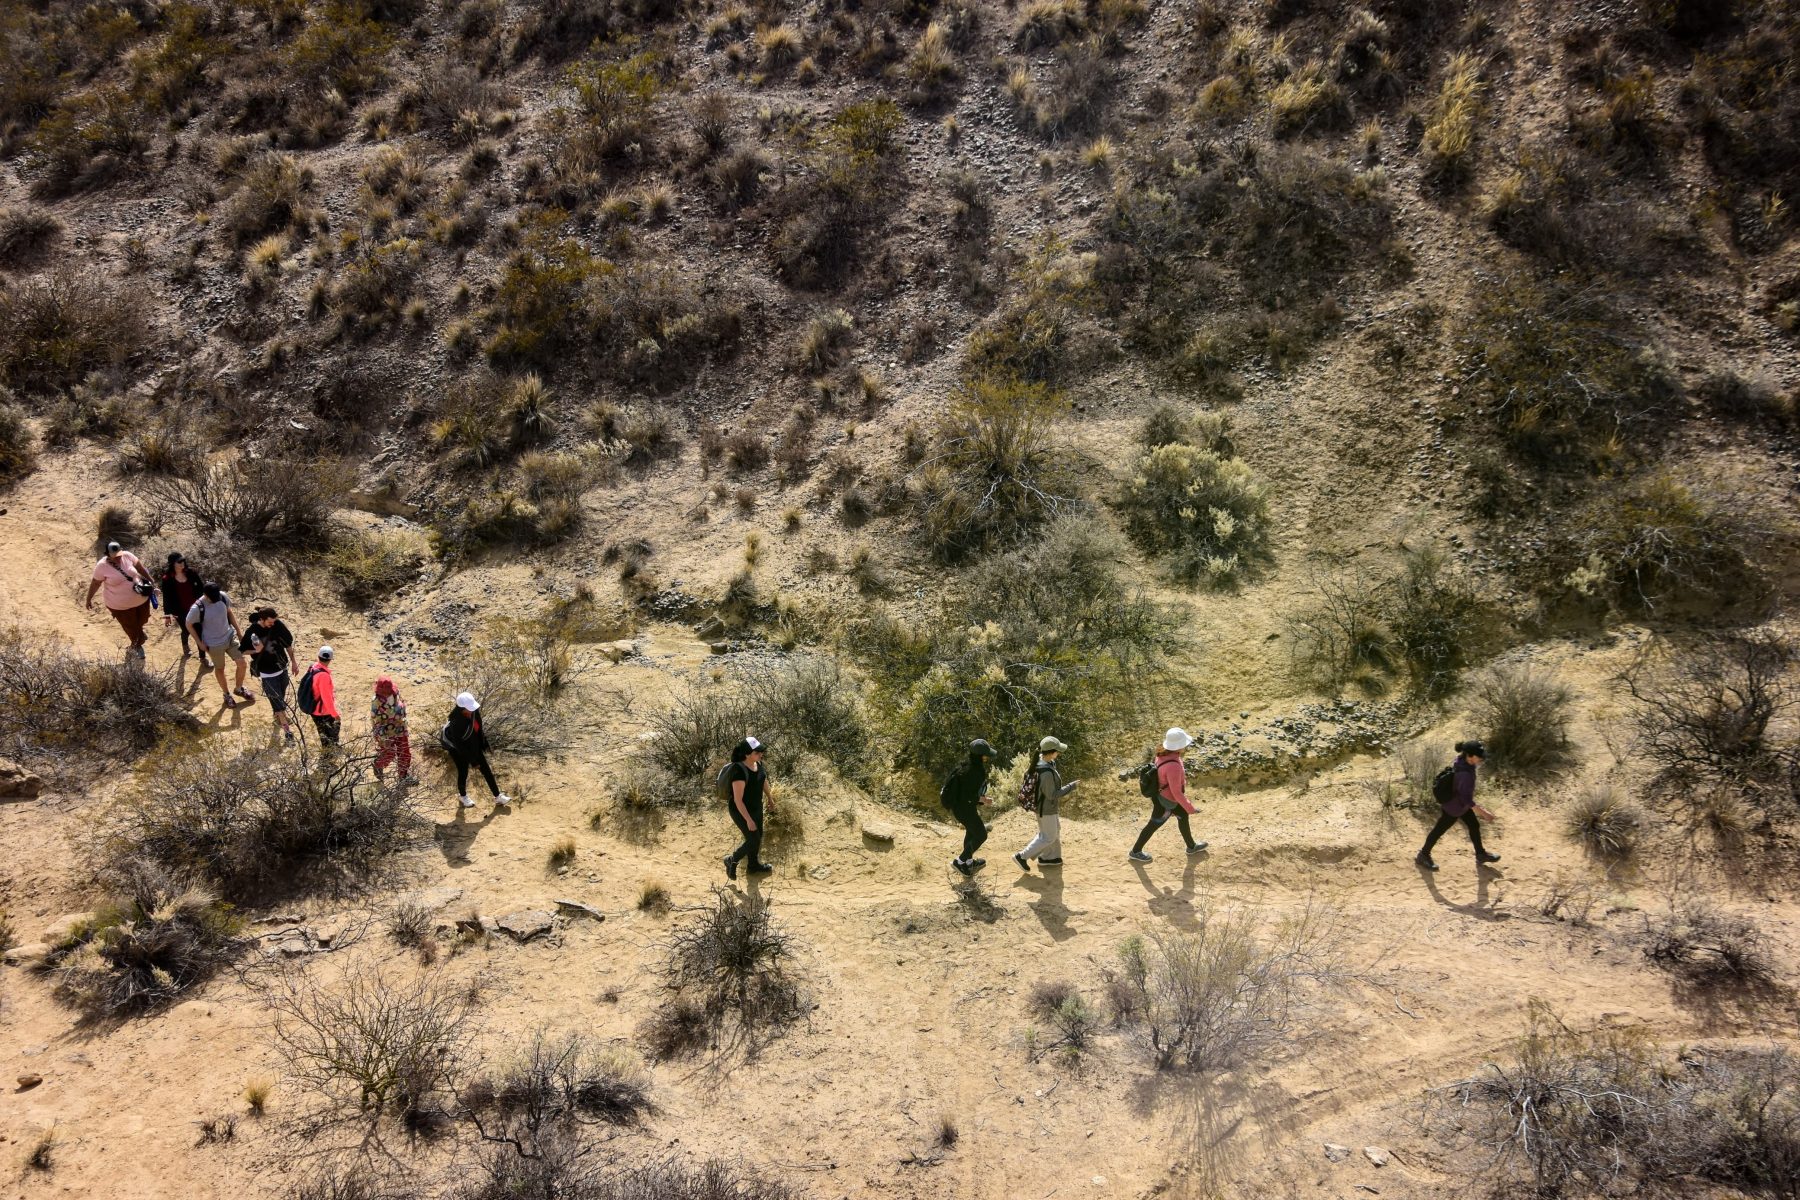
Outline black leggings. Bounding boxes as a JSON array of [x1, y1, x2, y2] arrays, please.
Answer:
[[1132, 801, 1198, 854], [948, 801, 988, 861], [455, 752, 499, 797], [727, 802, 764, 867], [1421, 809, 1487, 857]]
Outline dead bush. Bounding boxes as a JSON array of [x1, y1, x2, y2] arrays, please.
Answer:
[[1383, 741, 1446, 811], [387, 902, 433, 950], [0, 206, 62, 267], [265, 962, 476, 1129], [1645, 901, 1776, 987], [639, 996, 710, 1061], [464, 1030, 652, 1157], [219, 153, 314, 247], [133, 457, 351, 551], [1287, 570, 1395, 693], [0, 630, 196, 777], [1471, 667, 1575, 779], [1111, 900, 1349, 1071], [1388, 548, 1491, 698], [1626, 632, 1796, 816], [105, 739, 421, 904], [0, 268, 149, 396], [660, 889, 807, 1055], [0, 399, 35, 484], [1420, 53, 1483, 186], [50, 859, 244, 1019], [1565, 784, 1642, 859]]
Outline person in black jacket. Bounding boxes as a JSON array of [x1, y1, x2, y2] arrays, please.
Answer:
[[942, 738, 996, 876], [721, 736, 773, 880], [442, 691, 510, 811], [240, 608, 300, 743], [158, 553, 205, 659]]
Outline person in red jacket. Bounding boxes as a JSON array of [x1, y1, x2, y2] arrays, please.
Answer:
[[1127, 727, 1208, 863], [302, 645, 341, 745]]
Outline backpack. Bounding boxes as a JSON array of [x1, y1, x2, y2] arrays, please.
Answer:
[[716, 762, 737, 803], [296, 665, 322, 716], [1136, 761, 1162, 800], [1431, 764, 1456, 806], [1014, 762, 1041, 815]]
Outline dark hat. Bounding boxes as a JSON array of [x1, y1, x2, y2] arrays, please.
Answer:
[[970, 739, 996, 757], [1456, 739, 1488, 759]]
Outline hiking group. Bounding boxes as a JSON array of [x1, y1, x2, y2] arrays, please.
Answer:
[[88, 542, 511, 814]]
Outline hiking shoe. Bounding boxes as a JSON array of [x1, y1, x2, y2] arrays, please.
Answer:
[[1013, 851, 1030, 872], [1415, 852, 1437, 871], [952, 858, 974, 877], [970, 858, 986, 869], [495, 793, 513, 807], [1187, 841, 1209, 855], [748, 862, 775, 875], [724, 854, 738, 881], [234, 686, 253, 701], [1128, 850, 1153, 863], [283, 730, 296, 744], [458, 794, 475, 809], [1477, 851, 1501, 864], [1039, 857, 1063, 866]]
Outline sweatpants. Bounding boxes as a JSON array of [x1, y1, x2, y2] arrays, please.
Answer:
[[1421, 808, 1488, 858], [1131, 801, 1199, 854], [109, 602, 150, 650], [375, 735, 413, 779], [1021, 813, 1062, 861], [454, 751, 498, 796], [312, 715, 341, 745], [948, 801, 988, 861], [727, 801, 765, 867]]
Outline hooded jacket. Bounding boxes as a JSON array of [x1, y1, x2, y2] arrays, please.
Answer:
[[443, 706, 488, 757], [941, 750, 992, 810], [1034, 758, 1077, 818], [1442, 755, 1478, 817]]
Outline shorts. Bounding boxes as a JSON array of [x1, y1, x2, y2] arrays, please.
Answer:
[[261, 672, 290, 712], [202, 639, 244, 668]]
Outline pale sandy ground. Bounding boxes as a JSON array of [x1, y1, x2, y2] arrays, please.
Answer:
[[2, 453, 1797, 1200]]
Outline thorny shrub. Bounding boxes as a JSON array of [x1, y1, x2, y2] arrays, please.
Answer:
[[0, 268, 149, 397], [1471, 667, 1576, 779], [0, 630, 196, 777], [655, 889, 807, 1057]]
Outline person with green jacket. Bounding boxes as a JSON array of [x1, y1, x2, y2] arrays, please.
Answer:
[[1013, 736, 1078, 872]]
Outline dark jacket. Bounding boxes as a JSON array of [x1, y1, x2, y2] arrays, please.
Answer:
[[443, 707, 488, 758], [1442, 756, 1478, 818], [240, 619, 294, 676], [941, 751, 991, 811], [159, 566, 204, 615]]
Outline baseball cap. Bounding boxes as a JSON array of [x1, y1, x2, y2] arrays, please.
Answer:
[[1039, 736, 1068, 754]]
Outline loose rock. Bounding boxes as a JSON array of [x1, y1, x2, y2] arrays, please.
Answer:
[[0, 758, 44, 800], [1364, 1146, 1389, 1167], [16, 1074, 43, 1091], [497, 910, 555, 942], [1323, 1143, 1351, 1163], [553, 899, 606, 923]]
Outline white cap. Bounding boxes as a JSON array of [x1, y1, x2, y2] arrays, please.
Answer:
[[318, 645, 334, 661], [1163, 727, 1194, 752], [456, 691, 479, 711]]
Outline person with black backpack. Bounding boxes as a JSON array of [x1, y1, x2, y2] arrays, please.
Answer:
[[721, 736, 773, 880], [295, 646, 340, 745], [440, 691, 510, 811], [941, 739, 996, 876], [1013, 736, 1078, 873], [1127, 728, 1208, 863], [1416, 740, 1500, 871]]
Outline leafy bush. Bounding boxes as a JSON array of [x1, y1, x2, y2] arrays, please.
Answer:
[[1117, 441, 1271, 587], [51, 860, 243, 1019], [647, 657, 868, 786], [658, 890, 807, 1057], [265, 961, 475, 1128], [1471, 667, 1575, 778], [0, 269, 149, 396], [915, 374, 1078, 562], [1111, 900, 1348, 1071], [1561, 470, 1763, 613], [0, 630, 197, 776], [326, 527, 426, 607], [29, 85, 147, 195], [0, 399, 35, 485], [1565, 784, 1641, 859], [104, 740, 422, 903], [767, 99, 903, 288], [133, 458, 350, 550]]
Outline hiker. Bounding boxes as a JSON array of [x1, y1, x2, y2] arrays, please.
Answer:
[[1128, 728, 1209, 863], [186, 583, 251, 707], [1013, 736, 1078, 873], [721, 736, 774, 880], [158, 553, 204, 659], [942, 738, 996, 876], [297, 646, 340, 745], [240, 608, 299, 741], [85, 540, 155, 659], [371, 677, 413, 786], [1416, 740, 1501, 871], [441, 691, 509, 810]]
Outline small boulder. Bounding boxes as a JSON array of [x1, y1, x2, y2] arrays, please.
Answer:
[[39, 912, 95, 946], [1323, 1143, 1351, 1164], [861, 823, 898, 845], [3, 942, 50, 967], [0, 758, 44, 800], [709, 641, 731, 655], [553, 899, 606, 923], [497, 910, 555, 943], [1364, 1147, 1389, 1168], [596, 640, 637, 664], [16, 1074, 43, 1091]]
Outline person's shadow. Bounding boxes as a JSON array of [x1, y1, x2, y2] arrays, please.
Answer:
[[1132, 855, 1203, 931], [1014, 868, 1076, 941], [204, 693, 242, 731], [1418, 860, 1507, 920], [434, 807, 498, 867]]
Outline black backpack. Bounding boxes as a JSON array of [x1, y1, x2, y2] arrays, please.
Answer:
[[1431, 764, 1456, 805], [295, 664, 323, 716], [1136, 761, 1162, 800]]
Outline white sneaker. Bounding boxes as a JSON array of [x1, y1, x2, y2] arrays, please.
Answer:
[[495, 793, 513, 806], [458, 794, 474, 809]]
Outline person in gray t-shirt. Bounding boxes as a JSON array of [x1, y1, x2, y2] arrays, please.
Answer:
[[186, 583, 250, 707]]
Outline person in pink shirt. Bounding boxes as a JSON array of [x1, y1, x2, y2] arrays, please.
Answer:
[[85, 540, 155, 659], [1127, 728, 1208, 863]]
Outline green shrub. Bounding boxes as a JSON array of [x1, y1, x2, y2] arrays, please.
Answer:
[[767, 99, 903, 288], [281, 2, 394, 99], [1562, 470, 1761, 612], [327, 528, 426, 607], [0, 269, 149, 396], [1471, 667, 1574, 779], [916, 375, 1077, 563], [1388, 548, 1491, 697], [1117, 441, 1270, 587], [28, 85, 147, 195], [0, 400, 35, 484], [560, 49, 662, 167]]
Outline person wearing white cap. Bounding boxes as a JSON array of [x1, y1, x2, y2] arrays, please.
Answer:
[[720, 736, 773, 879], [297, 645, 340, 744], [1127, 728, 1207, 863], [439, 691, 510, 810], [1013, 736, 1078, 872]]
